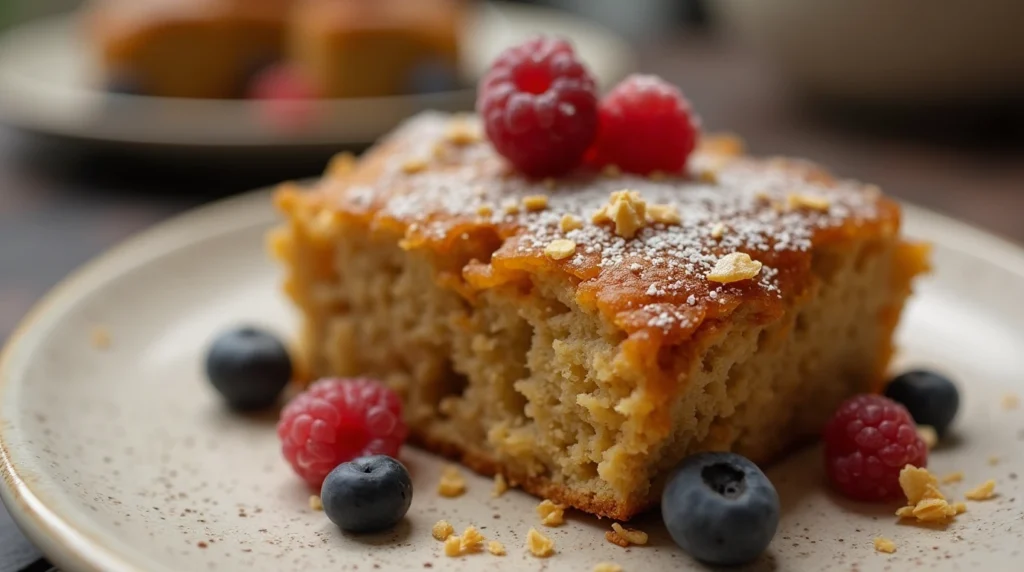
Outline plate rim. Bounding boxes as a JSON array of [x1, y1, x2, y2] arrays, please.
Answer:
[[1, 192, 1023, 572]]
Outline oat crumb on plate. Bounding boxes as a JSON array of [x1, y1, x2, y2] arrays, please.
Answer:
[[897, 465, 961, 523], [594, 563, 623, 572], [917, 426, 938, 450], [90, 325, 112, 349], [487, 540, 506, 556], [526, 527, 554, 557], [438, 465, 466, 497], [432, 520, 454, 541], [965, 480, 996, 501], [606, 523, 648, 547], [536, 499, 566, 526], [940, 471, 964, 484], [459, 526, 485, 553], [308, 495, 323, 511], [492, 473, 508, 497], [443, 535, 462, 557], [874, 537, 896, 554]]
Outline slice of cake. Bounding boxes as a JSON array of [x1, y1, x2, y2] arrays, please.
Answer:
[[269, 112, 929, 520]]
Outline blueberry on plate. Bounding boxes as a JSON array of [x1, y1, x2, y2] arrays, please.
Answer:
[[321, 455, 413, 533], [662, 452, 780, 566], [884, 369, 959, 436], [204, 326, 292, 411]]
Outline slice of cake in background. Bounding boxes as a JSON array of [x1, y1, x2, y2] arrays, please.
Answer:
[[269, 112, 929, 520]]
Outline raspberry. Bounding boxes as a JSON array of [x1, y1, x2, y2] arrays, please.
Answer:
[[587, 74, 700, 175], [246, 64, 319, 131], [823, 394, 927, 501], [277, 378, 407, 489], [476, 36, 599, 177]]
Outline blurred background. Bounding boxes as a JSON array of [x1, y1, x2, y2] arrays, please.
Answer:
[[1, 1, 1023, 570]]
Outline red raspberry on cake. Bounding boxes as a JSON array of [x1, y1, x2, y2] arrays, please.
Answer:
[[588, 74, 700, 175], [476, 36, 599, 177], [278, 378, 408, 488], [823, 394, 928, 501]]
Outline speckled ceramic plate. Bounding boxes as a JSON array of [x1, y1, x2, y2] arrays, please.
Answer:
[[0, 3, 633, 151], [2, 191, 1023, 572]]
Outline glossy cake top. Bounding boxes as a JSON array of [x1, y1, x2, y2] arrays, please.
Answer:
[[291, 112, 906, 344]]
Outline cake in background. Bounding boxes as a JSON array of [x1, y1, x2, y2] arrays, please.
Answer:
[[84, 0, 464, 99]]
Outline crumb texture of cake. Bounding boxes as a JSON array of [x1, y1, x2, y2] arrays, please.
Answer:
[[270, 112, 930, 520]]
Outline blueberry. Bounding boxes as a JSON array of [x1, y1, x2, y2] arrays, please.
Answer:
[[321, 455, 413, 533], [405, 59, 460, 94], [204, 326, 292, 410], [662, 452, 780, 566], [884, 369, 959, 436]]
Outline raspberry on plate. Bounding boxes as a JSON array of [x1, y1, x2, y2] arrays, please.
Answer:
[[823, 394, 927, 501], [278, 378, 408, 489], [476, 35, 599, 177], [588, 74, 700, 175]]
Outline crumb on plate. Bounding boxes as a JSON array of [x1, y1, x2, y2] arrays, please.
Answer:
[[432, 520, 454, 541], [492, 473, 508, 497], [90, 325, 111, 350], [536, 499, 566, 526], [594, 563, 623, 572], [526, 527, 554, 557], [438, 465, 466, 497], [965, 480, 996, 501], [874, 537, 896, 554], [487, 540, 506, 556], [308, 495, 323, 511]]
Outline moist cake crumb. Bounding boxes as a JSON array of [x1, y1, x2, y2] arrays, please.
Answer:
[[438, 465, 466, 497], [536, 499, 566, 526], [874, 537, 896, 554], [492, 474, 508, 497], [526, 528, 554, 557], [487, 540, 506, 556], [594, 563, 623, 572], [965, 480, 996, 501], [308, 495, 323, 511], [611, 523, 648, 546], [706, 252, 762, 283], [432, 520, 454, 541]]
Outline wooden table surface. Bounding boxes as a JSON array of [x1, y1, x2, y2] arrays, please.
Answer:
[[1, 33, 1022, 572]]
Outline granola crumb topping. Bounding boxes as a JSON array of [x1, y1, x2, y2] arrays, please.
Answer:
[[559, 213, 584, 233], [647, 203, 681, 225], [592, 190, 648, 238], [477, 204, 494, 217], [444, 119, 481, 146], [536, 499, 566, 526], [308, 495, 323, 511], [965, 479, 996, 501], [710, 222, 726, 239], [526, 527, 554, 557], [438, 465, 466, 498], [707, 252, 762, 283], [523, 194, 550, 212], [787, 193, 831, 211], [432, 520, 454, 541], [402, 157, 429, 174], [544, 239, 577, 260], [874, 537, 896, 554]]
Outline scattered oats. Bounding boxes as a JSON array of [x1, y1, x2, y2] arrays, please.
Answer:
[[707, 252, 762, 283], [787, 193, 831, 211], [308, 495, 323, 511], [502, 199, 520, 215], [1002, 393, 1020, 410], [917, 425, 938, 450], [432, 520, 455, 541], [460, 526, 485, 553], [592, 190, 647, 238], [988, 455, 1000, 466], [523, 194, 549, 212], [90, 326, 111, 350], [900, 465, 939, 505], [526, 527, 554, 557], [940, 471, 964, 484], [536, 499, 566, 526], [647, 203, 681, 225], [477, 204, 494, 217], [401, 157, 429, 174], [444, 535, 462, 557], [912, 498, 957, 521], [444, 119, 481, 145], [874, 537, 896, 554], [438, 465, 466, 497], [594, 563, 623, 572], [492, 473, 508, 497], [544, 239, 577, 260], [325, 152, 356, 178], [559, 214, 584, 233], [604, 530, 630, 548], [602, 164, 622, 178], [611, 523, 648, 546], [710, 222, 726, 239], [965, 479, 996, 501], [487, 540, 506, 556]]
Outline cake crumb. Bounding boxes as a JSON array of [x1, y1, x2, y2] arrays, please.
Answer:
[[1002, 393, 1020, 410], [594, 563, 623, 572], [544, 239, 577, 260], [90, 326, 111, 350], [940, 471, 964, 484], [523, 194, 549, 212], [953, 502, 967, 514], [308, 495, 323, 511], [900, 465, 939, 505], [988, 455, 1000, 466], [326, 152, 357, 178], [874, 537, 896, 554], [710, 222, 726, 239], [536, 499, 566, 526], [432, 520, 454, 541], [477, 204, 494, 217], [402, 157, 429, 174], [502, 199, 521, 215], [912, 498, 957, 521], [526, 527, 554, 557], [559, 214, 584, 233], [492, 474, 508, 497], [487, 540, 506, 556], [444, 120, 481, 146], [438, 465, 466, 497], [611, 523, 648, 546], [604, 531, 630, 548], [707, 252, 762, 283], [965, 479, 996, 501], [602, 164, 622, 178], [592, 190, 648, 238], [917, 426, 938, 450], [444, 535, 462, 557], [459, 526, 485, 553], [787, 193, 831, 211], [647, 203, 681, 225]]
